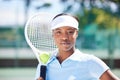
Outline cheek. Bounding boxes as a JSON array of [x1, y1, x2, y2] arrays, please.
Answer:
[[72, 33, 78, 42], [70, 38, 76, 44], [69, 36, 77, 45], [71, 33, 78, 40], [73, 32, 78, 38]]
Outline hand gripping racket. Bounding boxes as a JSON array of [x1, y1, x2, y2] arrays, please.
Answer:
[[24, 12, 56, 80]]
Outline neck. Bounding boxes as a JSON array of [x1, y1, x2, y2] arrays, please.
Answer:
[[57, 48, 75, 64]]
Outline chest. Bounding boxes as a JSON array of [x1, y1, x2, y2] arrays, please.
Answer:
[[46, 59, 97, 80]]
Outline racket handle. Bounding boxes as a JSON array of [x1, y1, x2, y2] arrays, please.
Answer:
[[40, 65, 46, 80]]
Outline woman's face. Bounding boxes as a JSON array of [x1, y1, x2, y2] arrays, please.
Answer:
[[52, 26, 78, 52]]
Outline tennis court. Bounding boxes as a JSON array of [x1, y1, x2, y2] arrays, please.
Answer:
[[0, 68, 36, 80], [0, 68, 120, 80]]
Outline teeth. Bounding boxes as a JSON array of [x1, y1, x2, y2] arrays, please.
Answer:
[[62, 43, 69, 45]]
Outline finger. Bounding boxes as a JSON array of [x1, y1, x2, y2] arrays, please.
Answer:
[[37, 77, 44, 80]]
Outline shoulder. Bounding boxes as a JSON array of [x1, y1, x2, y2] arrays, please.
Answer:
[[74, 49, 109, 70], [76, 49, 110, 78], [73, 49, 98, 62], [75, 49, 103, 62]]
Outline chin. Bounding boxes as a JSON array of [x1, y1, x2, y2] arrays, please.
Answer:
[[60, 47, 74, 52]]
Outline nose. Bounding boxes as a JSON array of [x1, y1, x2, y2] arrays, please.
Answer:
[[61, 32, 69, 40]]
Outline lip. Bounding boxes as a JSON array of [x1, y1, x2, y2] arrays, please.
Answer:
[[60, 42, 70, 46]]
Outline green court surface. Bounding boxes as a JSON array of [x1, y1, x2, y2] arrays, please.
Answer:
[[0, 68, 36, 80], [0, 68, 120, 80]]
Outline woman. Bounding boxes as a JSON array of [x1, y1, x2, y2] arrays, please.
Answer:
[[35, 13, 120, 80]]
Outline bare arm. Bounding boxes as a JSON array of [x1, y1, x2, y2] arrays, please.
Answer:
[[100, 69, 120, 80]]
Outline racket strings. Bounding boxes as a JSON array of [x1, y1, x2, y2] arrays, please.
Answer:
[[27, 21, 57, 52]]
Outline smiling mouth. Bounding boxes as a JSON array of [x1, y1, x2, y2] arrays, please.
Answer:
[[61, 42, 70, 46]]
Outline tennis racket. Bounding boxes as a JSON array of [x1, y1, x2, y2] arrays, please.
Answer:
[[24, 12, 56, 80]]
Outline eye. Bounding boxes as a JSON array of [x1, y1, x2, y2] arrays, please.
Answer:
[[67, 30, 75, 35], [53, 30, 62, 35]]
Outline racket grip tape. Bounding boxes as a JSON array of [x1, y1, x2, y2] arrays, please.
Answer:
[[40, 65, 46, 80]]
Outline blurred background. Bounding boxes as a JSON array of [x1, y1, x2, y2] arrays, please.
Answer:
[[0, 0, 120, 80]]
